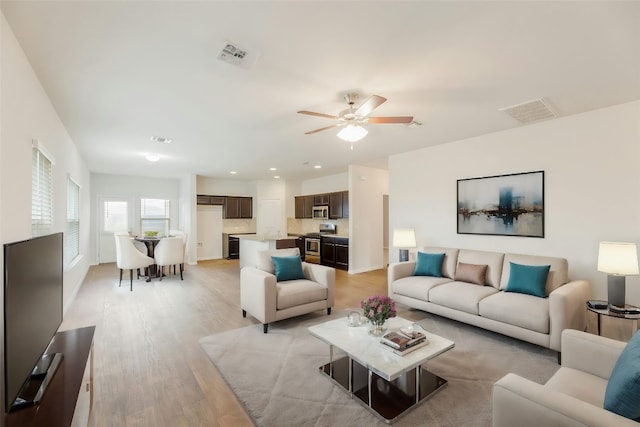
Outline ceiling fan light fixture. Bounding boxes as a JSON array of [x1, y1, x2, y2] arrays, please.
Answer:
[[337, 124, 368, 142]]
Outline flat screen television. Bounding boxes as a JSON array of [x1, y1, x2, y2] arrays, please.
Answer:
[[3, 232, 63, 412]]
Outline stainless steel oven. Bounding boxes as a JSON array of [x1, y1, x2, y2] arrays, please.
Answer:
[[305, 237, 321, 263]]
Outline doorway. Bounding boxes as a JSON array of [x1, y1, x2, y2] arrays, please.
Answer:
[[97, 197, 131, 264]]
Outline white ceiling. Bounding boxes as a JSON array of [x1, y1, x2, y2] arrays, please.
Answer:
[[2, 1, 639, 181]]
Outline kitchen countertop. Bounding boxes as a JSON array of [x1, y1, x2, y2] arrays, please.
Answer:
[[232, 233, 300, 242]]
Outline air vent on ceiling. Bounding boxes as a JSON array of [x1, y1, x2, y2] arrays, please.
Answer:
[[218, 43, 247, 67], [499, 98, 558, 124]]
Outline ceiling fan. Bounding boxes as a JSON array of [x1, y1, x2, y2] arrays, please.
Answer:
[[297, 93, 414, 141]]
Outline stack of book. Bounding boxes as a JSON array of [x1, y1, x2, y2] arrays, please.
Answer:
[[380, 328, 429, 356]]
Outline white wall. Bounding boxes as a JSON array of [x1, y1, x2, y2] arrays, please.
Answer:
[[1, 11, 92, 414], [179, 174, 197, 264], [349, 165, 389, 273], [389, 100, 640, 304], [1, 11, 92, 311], [301, 172, 348, 195], [90, 173, 180, 263]]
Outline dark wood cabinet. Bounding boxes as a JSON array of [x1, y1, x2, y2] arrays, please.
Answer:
[[294, 195, 315, 219], [296, 192, 347, 219], [225, 197, 252, 218], [197, 195, 232, 206], [295, 236, 305, 260], [228, 236, 239, 259], [314, 193, 329, 206], [321, 236, 348, 271], [341, 191, 349, 218]]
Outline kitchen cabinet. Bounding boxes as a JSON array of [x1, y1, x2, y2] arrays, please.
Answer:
[[321, 236, 348, 271], [341, 191, 349, 218], [197, 195, 226, 205], [314, 193, 330, 206], [294, 195, 314, 219], [295, 236, 306, 261], [225, 197, 252, 219]]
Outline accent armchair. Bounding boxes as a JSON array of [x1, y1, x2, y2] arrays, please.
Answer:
[[240, 248, 335, 333], [154, 236, 185, 280], [492, 329, 638, 427]]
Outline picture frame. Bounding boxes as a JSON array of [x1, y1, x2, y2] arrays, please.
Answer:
[[457, 170, 544, 238]]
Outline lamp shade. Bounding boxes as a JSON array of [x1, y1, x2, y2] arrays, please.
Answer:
[[337, 125, 368, 142], [597, 242, 639, 275], [393, 228, 416, 248]]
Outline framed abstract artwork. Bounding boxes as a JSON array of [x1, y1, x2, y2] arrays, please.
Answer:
[[457, 171, 544, 238]]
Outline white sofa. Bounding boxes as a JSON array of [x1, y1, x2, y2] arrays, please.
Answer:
[[492, 329, 637, 426], [388, 247, 591, 351], [241, 248, 335, 333]]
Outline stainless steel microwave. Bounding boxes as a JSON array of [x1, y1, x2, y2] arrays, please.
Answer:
[[312, 205, 329, 219]]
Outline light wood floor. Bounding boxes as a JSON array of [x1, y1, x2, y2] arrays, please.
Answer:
[[60, 260, 399, 427]]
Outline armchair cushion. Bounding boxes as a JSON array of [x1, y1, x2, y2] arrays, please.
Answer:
[[276, 280, 328, 310], [272, 255, 305, 282], [604, 330, 640, 421]]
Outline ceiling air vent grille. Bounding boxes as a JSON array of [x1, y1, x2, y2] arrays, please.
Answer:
[[499, 98, 558, 124]]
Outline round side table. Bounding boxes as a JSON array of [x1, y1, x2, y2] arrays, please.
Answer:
[[586, 303, 640, 341]]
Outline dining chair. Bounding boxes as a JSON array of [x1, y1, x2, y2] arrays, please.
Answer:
[[154, 237, 185, 281], [114, 234, 155, 291]]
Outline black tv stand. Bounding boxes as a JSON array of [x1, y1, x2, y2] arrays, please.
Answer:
[[4, 326, 95, 427], [10, 352, 63, 411]]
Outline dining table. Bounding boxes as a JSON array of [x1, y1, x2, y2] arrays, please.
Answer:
[[134, 236, 162, 277]]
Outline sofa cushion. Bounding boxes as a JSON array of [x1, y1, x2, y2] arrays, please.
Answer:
[[504, 262, 550, 298], [276, 279, 328, 310], [457, 249, 505, 289], [454, 262, 488, 286], [604, 330, 640, 421], [499, 253, 568, 295], [479, 291, 549, 333], [429, 282, 499, 315], [391, 275, 452, 301], [272, 255, 306, 282], [420, 247, 459, 279], [256, 248, 300, 274], [414, 252, 445, 277], [546, 367, 608, 407]]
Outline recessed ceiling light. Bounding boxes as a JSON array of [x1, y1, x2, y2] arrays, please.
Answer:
[[145, 153, 160, 162], [314, 165, 322, 169], [150, 136, 172, 144], [269, 167, 277, 171], [274, 175, 280, 179], [230, 171, 237, 175]]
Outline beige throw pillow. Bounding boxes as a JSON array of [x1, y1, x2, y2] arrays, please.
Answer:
[[454, 262, 488, 286]]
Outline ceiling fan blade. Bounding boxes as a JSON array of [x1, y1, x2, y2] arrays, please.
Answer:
[[297, 110, 338, 120], [367, 116, 414, 124], [354, 95, 387, 117], [304, 124, 341, 135]]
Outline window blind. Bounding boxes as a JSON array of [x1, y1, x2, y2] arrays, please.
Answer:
[[65, 178, 80, 266], [103, 200, 128, 233], [140, 198, 170, 235], [31, 147, 53, 236]]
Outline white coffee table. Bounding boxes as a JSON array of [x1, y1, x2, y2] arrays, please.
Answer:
[[308, 316, 455, 424]]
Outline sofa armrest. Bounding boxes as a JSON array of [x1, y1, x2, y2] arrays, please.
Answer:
[[561, 329, 627, 380], [387, 261, 416, 293], [492, 373, 637, 427], [302, 262, 335, 307], [548, 279, 591, 351], [240, 266, 277, 324]]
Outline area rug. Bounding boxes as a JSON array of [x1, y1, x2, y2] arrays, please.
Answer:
[[199, 310, 559, 427]]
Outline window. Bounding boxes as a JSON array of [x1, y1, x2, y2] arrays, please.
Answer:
[[103, 200, 128, 233], [140, 198, 170, 236], [65, 178, 80, 266], [32, 144, 54, 236]]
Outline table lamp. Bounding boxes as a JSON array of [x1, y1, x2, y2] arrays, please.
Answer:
[[393, 228, 416, 262], [597, 241, 639, 312]]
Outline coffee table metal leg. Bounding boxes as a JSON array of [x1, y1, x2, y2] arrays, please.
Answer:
[[348, 357, 353, 393], [329, 345, 334, 377]]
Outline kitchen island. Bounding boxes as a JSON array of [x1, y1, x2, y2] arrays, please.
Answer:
[[235, 234, 298, 269]]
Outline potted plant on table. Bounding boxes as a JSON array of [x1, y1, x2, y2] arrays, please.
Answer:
[[361, 295, 397, 336]]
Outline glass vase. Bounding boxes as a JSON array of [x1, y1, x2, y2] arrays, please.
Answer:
[[368, 319, 388, 336]]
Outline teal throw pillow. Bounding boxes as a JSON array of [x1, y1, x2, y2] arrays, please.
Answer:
[[272, 255, 305, 282], [604, 330, 640, 421], [504, 262, 550, 298], [414, 252, 445, 277]]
